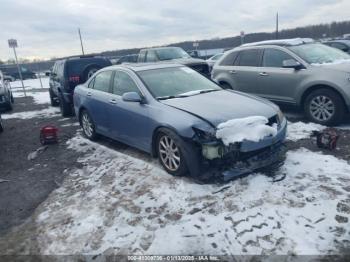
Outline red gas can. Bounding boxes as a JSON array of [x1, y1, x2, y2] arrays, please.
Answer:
[[40, 125, 58, 145]]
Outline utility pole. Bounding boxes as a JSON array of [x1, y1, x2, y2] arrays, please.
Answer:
[[276, 12, 279, 39], [8, 39, 26, 97], [78, 28, 85, 55]]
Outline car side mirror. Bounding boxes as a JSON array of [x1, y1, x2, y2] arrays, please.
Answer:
[[282, 59, 303, 70], [122, 92, 142, 102]]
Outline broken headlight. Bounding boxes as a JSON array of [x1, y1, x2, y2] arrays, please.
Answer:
[[192, 127, 216, 142], [277, 109, 285, 125]]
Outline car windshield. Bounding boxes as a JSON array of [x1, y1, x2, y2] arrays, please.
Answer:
[[288, 43, 350, 64], [138, 67, 222, 99], [155, 48, 191, 60]]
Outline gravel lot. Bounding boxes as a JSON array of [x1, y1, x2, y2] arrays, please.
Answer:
[[0, 79, 349, 258]]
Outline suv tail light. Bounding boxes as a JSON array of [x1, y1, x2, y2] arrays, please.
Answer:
[[69, 75, 80, 82]]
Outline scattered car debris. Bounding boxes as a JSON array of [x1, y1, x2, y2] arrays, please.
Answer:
[[27, 146, 48, 160], [312, 128, 340, 150]]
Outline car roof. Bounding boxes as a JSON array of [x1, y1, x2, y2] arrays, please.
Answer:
[[140, 46, 181, 52], [101, 62, 184, 72], [241, 38, 315, 48]]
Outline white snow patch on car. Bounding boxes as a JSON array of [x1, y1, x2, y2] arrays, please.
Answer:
[[31, 134, 350, 255], [216, 116, 278, 145], [287, 121, 326, 141], [2, 107, 60, 119], [311, 59, 350, 66]]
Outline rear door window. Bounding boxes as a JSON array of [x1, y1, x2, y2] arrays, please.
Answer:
[[220, 51, 238, 66], [92, 71, 113, 93], [112, 71, 140, 96], [138, 51, 146, 62], [262, 48, 295, 68], [237, 49, 262, 67], [145, 50, 158, 62]]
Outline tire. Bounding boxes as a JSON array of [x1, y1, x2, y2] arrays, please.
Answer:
[[304, 88, 345, 126], [156, 128, 189, 176], [58, 92, 73, 117], [220, 82, 233, 89], [49, 89, 59, 107], [80, 110, 98, 140], [0, 116, 3, 133], [6, 93, 13, 111], [82, 65, 101, 82]]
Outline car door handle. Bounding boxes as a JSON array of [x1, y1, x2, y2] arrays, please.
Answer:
[[109, 99, 117, 104], [229, 70, 237, 74], [259, 72, 269, 76], [87, 92, 92, 97]]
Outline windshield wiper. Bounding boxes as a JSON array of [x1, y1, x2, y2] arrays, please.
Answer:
[[198, 89, 220, 94], [157, 94, 189, 100]]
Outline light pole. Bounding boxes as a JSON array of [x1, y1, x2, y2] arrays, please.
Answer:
[[8, 39, 26, 97], [78, 28, 85, 55]]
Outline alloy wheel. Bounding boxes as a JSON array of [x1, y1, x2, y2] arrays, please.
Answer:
[[309, 95, 335, 122], [158, 135, 181, 171], [82, 112, 93, 138]]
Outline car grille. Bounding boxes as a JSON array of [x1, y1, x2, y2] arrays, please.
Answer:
[[189, 64, 210, 76]]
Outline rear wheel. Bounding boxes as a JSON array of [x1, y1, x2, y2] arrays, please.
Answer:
[[304, 88, 345, 126], [58, 92, 73, 117], [156, 129, 189, 176], [49, 89, 59, 107], [80, 110, 98, 140]]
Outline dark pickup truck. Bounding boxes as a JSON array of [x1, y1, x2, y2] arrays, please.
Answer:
[[138, 47, 210, 77]]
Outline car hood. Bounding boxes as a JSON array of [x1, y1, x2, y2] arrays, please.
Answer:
[[161, 90, 277, 127], [312, 60, 350, 73], [170, 58, 207, 66]]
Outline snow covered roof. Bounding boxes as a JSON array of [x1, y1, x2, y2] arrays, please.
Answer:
[[241, 38, 315, 47]]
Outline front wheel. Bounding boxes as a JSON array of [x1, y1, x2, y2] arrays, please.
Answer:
[[157, 129, 189, 176], [304, 89, 345, 126], [80, 110, 98, 140]]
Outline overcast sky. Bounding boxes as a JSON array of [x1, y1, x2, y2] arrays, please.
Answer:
[[0, 0, 349, 61]]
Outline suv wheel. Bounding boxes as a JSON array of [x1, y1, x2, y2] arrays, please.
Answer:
[[304, 88, 345, 126], [156, 129, 189, 176], [58, 93, 73, 117], [82, 65, 101, 82], [49, 89, 59, 107], [80, 110, 97, 140]]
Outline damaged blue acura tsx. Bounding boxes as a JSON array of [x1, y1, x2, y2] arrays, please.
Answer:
[[73, 63, 287, 181]]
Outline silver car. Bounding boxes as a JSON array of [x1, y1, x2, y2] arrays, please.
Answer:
[[0, 70, 14, 111], [212, 38, 350, 125]]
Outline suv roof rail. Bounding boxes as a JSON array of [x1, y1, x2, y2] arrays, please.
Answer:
[[241, 38, 315, 47]]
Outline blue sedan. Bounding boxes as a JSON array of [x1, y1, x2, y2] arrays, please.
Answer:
[[73, 63, 287, 181]]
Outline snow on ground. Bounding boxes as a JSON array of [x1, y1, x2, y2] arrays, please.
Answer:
[[13, 90, 50, 105], [287, 121, 326, 141], [10, 78, 50, 105], [30, 133, 350, 255], [2, 107, 60, 120], [9, 77, 49, 91], [216, 116, 277, 145]]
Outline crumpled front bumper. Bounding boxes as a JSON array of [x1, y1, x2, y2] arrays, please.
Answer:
[[198, 119, 287, 182]]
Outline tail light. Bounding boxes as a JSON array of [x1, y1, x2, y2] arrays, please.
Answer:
[[69, 75, 80, 82]]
